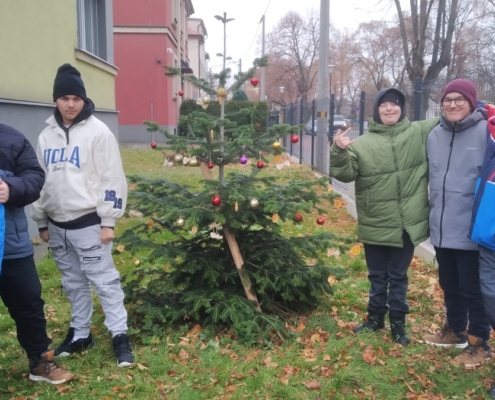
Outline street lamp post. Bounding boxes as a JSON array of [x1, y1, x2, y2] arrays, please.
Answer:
[[214, 12, 235, 71]]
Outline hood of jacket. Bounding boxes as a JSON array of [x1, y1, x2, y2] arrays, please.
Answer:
[[372, 88, 406, 125], [54, 98, 95, 131], [440, 107, 487, 132]]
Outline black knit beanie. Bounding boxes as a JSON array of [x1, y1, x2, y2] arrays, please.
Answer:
[[53, 64, 86, 101], [373, 88, 406, 124]]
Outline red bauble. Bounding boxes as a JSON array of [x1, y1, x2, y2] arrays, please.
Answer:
[[207, 162, 214, 169], [291, 135, 299, 144], [250, 77, 259, 87], [316, 216, 325, 225], [293, 212, 303, 223], [211, 195, 221, 206], [150, 142, 157, 149], [256, 161, 264, 169], [178, 90, 184, 97]]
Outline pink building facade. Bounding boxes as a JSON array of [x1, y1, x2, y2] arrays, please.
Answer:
[[113, 0, 195, 144]]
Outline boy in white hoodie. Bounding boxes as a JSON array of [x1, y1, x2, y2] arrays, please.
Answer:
[[31, 64, 133, 367]]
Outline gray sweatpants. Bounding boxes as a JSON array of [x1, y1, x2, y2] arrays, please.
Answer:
[[48, 223, 128, 338]]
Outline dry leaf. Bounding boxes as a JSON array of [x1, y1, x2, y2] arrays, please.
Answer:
[[262, 356, 278, 368], [179, 348, 189, 360], [186, 324, 203, 337], [234, 202, 239, 212], [137, 363, 148, 371], [362, 345, 376, 364], [302, 380, 321, 390], [128, 184, 137, 190], [327, 275, 337, 284]]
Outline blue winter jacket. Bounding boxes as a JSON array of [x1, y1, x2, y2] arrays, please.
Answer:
[[0, 124, 45, 259], [470, 110, 495, 250]]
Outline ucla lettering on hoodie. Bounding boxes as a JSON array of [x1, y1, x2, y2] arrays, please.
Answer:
[[43, 147, 80, 168]]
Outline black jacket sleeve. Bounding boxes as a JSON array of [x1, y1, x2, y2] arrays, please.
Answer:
[[3, 134, 45, 208]]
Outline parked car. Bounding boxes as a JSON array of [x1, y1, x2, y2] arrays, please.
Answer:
[[304, 114, 348, 135]]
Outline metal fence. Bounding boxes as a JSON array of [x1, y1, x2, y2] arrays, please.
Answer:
[[280, 75, 495, 174]]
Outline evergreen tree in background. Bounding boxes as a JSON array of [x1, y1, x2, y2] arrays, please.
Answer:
[[119, 58, 349, 344]]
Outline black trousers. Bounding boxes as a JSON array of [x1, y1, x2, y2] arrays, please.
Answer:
[[435, 247, 491, 341], [0, 256, 51, 358], [363, 231, 415, 317]]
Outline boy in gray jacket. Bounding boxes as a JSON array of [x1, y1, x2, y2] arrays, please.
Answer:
[[424, 79, 491, 368]]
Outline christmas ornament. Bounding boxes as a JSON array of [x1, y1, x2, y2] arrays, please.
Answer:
[[150, 142, 157, 149], [273, 141, 281, 150], [191, 226, 198, 234], [249, 198, 259, 208], [212, 195, 221, 206], [256, 161, 264, 169], [189, 158, 199, 167], [207, 162, 214, 169], [148, 186, 154, 192], [293, 212, 303, 223], [133, 259, 141, 267], [202, 95, 211, 105], [271, 213, 279, 222], [291, 135, 299, 144], [216, 87, 226, 97], [178, 90, 184, 97], [234, 201, 239, 212], [333, 199, 343, 209], [239, 155, 248, 164], [210, 129, 215, 141], [250, 77, 259, 87], [174, 153, 184, 163], [176, 217, 185, 227], [316, 216, 325, 225]]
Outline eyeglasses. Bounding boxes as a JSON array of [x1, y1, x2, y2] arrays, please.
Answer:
[[442, 97, 466, 107]]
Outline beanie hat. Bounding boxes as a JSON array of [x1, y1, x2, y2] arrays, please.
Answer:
[[53, 64, 86, 101], [378, 91, 403, 108], [373, 88, 406, 125], [441, 79, 477, 110]]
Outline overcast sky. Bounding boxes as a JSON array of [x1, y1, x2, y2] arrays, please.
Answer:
[[191, 0, 397, 73]]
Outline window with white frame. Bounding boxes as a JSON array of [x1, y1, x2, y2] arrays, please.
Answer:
[[77, 0, 107, 60]]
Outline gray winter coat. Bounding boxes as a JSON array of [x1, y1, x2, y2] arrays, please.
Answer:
[[427, 108, 487, 250]]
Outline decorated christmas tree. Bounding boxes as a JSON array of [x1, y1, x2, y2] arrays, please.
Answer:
[[120, 58, 348, 344]]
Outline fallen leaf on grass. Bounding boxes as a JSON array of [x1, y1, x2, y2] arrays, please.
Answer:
[[186, 324, 203, 337], [179, 348, 189, 360], [362, 345, 376, 364], [302, 380, 321, 390], [137, 363, 148, 371], [262, 356, 278, 368], [116, 244, 125, 252]]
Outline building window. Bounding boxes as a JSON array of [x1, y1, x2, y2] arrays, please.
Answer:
[[77, 0, 107, 60]]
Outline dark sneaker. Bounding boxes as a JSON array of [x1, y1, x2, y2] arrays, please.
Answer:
[[29, 349, 73, 384], [353, 314, 385, 334], [55, 327, 95, 357], [452, 334, 491, 369], [489, 383, 495, 399], [390, 319, 411, 346], [423, 321, 467, 349], [113, 334, 134, 368]]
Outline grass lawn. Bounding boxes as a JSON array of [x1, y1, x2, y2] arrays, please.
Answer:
[[1, 148, 494, 399]]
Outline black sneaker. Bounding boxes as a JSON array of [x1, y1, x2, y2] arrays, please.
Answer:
[[55, 327, 95, 357], [390, 318, 411, 346], [113, 334, 134, 368], [353, 314, 385, 334]]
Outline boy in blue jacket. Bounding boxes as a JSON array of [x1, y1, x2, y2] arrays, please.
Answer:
[[469, 104, 495, 398]]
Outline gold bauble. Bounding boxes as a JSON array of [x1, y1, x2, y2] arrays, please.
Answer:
[[216, 87, 227, 97], [272, 141, 281, 149], [189, 159, 199, 167], [202, 95, 211, 104], [133, 259, 141, 267], [174, 153, 184, 162], [176, 217, 185, 227], [249, 198, 259, 208]]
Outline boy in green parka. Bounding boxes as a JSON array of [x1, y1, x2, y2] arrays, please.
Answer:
[[330, 88, 439, 346]]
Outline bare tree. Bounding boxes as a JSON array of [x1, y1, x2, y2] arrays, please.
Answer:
[[265, 10, 319, 101], [390, 0, 459, 117]]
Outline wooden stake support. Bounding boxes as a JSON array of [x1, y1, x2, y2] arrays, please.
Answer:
[[199, 160, 262, 312]]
